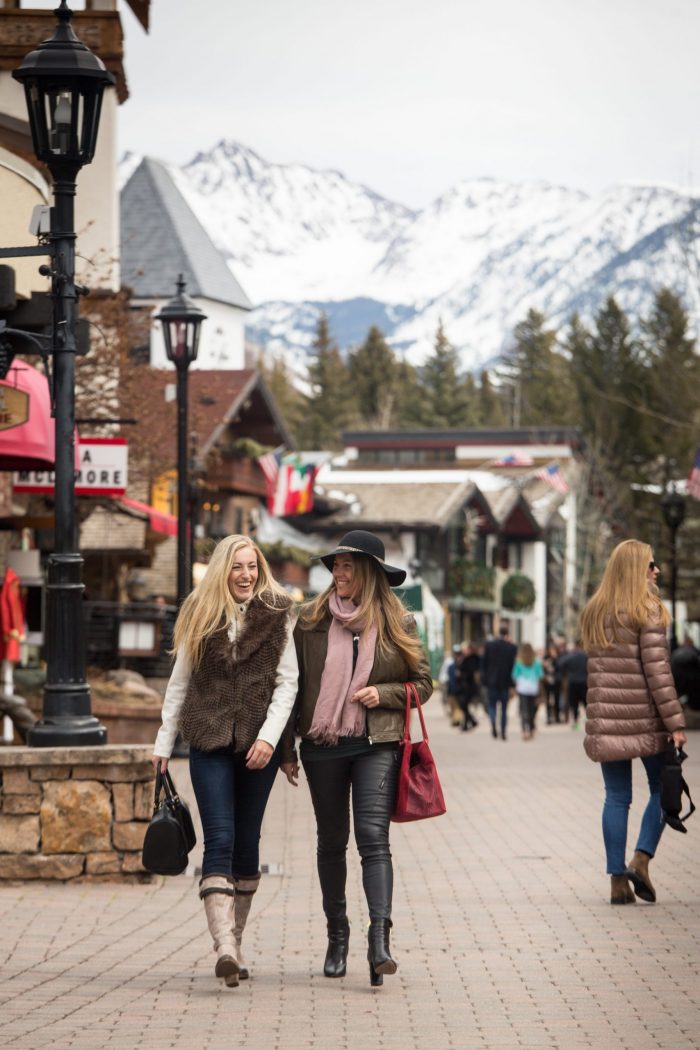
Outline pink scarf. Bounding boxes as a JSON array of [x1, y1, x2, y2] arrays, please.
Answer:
[[308, 592, 378, 745]]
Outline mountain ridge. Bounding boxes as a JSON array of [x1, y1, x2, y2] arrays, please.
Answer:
[[120, 140, 700, 370]]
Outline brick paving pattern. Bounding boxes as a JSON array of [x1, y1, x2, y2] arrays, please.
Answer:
[[0, 698, 698, 1050]]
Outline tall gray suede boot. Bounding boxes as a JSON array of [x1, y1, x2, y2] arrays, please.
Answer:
[[229, 872, 261, 983]]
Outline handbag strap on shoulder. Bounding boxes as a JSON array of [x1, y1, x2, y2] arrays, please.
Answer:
[[403, 682, 429, 743]]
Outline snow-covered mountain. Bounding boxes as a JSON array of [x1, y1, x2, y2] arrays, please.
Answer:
[[124, 141, 700, 370]]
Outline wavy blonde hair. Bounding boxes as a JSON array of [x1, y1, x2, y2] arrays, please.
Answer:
[[299, 554, 424, 672], [173, 534, 289, 668], [580, 539, 669, 649]]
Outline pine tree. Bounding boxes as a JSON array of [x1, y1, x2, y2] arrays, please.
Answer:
[[419, 322, 469, 426], [504, 309, 571, 425], [301, 314, 353, 449], [640, 288, 700, 479], [347, 325, 398, 428], [477, 369, 506, 426], [393, 360, 425, 427]]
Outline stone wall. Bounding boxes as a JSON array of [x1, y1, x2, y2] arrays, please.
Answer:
[[0, 745, 155, 880]]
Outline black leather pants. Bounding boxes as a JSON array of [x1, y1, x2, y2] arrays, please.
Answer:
[[302, 745, 400, 922]]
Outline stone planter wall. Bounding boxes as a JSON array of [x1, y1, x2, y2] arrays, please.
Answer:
[[0, 745, 155, 880]]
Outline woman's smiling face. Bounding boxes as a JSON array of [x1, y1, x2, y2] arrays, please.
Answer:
[[332, 553, 355, 599], [228, 545, 259, 602]]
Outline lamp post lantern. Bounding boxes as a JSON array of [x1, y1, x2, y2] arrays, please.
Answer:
[[661, 487, 686, 651], [156, 276, 207, 605], [12, 1, 114, 746]]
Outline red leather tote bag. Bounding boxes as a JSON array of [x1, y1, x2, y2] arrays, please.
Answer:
[[391, 682, 446, 822]]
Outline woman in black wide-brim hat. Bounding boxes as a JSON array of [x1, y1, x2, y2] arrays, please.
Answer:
[[279, 530, 433, 986]]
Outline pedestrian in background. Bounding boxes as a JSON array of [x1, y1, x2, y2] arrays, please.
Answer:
[[281, 530, 433, 986], [580, 540, 686, 905], [542, 643, 559, 724], [439, 644, 463, 726], [482, 623, 517, 740], [513, 642, 543, 739], [457, 641, 480, 731], [151, 535, 298, 986], [559, 640, 588, 729]]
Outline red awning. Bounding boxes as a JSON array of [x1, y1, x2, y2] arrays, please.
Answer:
[[0, 361, 55, 471], [114, 496, 178, 536]]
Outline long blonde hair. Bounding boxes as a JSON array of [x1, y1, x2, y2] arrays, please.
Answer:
[[299, 554, 424, 672], [580, 539, 669, 649], [173, 534, 289, 668]]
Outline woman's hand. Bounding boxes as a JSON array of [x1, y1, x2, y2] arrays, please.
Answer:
[[246, 739, 274, 770], [351, 686, 380, 708], [280, 761, 299, 786], [151, 755, 168, 773], [672, 729, 687, 749]]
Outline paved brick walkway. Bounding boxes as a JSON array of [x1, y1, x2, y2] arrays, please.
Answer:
[[1, 699, 699, 1050]]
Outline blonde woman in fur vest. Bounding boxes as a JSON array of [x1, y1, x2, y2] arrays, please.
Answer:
[[151, 535, 298, 987], [581, 539, 686, 905], [280, 531, 433, 987]]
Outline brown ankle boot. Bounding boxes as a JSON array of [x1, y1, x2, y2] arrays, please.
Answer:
[[625, 851, 656, 903], [610, 875, 635, 904]]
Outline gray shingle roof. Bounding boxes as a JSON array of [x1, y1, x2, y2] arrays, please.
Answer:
[[314, 479, 479, 528], [120, 157, 253, 309]]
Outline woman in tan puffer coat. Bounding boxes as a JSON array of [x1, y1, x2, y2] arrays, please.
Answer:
[[581, 539, 686, 905]]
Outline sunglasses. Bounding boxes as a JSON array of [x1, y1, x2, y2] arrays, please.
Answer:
[[649, 560, 657, 571]]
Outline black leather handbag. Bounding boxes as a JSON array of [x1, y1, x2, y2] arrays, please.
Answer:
[[660, 745, 695, 833], [142, 767, 197, 875]]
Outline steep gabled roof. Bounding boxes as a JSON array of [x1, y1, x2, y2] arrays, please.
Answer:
[[120, 157, 253, 310], [128, 369, 294, 466]]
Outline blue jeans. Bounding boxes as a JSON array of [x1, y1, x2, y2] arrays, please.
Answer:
[[488, 688, 510, 737], [189, 744, 280, 878], [600, 753, 665, 875]]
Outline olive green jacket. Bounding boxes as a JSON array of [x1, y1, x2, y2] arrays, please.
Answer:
[[280, 613, 433, 764]]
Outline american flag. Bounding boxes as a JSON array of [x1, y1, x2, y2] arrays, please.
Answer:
[[256, 445, 283, 493], [535, 462, 569, 494], [688, 446, 700, 501]]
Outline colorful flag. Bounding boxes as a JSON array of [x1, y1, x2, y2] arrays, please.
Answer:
[[689, 447, 700, 500], [261, 452, 317, 516], [493, 453, 535, 467], [535, 462, 569, 494]]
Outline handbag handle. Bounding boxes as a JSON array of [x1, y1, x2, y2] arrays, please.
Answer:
[[153, 765, 181, 811], [402, 682, 429, 744]]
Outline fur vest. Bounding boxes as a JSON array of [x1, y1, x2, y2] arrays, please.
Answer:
[[178, 591, 292, 753]]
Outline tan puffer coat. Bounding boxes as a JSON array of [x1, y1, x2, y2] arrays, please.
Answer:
[[584, 617, 685, 763]]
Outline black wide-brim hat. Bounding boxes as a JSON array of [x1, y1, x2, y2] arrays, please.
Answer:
[[314, 530, 407, 587]]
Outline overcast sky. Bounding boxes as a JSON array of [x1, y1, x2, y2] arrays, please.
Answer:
[[82, 0, 700, 207]]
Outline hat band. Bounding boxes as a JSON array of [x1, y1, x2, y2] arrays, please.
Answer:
[[332, 544, 386, 565]]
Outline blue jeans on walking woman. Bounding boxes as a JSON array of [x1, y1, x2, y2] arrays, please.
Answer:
[[600, 752, 665, 875], [190, 744, 280, 878]]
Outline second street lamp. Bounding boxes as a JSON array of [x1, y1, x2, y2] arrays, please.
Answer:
[[156, 276, 207, 605], [13, 1, 114, 745]]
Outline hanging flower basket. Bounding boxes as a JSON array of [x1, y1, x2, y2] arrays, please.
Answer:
[[501, 573, 536, 612], [448, 559, 496, 602]]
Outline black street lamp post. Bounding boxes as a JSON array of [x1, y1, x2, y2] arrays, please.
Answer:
[[156, 277, 206, 605], [661, 487, 686, 651], [11, 2, 114, 745]]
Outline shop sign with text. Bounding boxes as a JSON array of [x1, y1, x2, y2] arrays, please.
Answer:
[[13, 437, 128, 496]]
